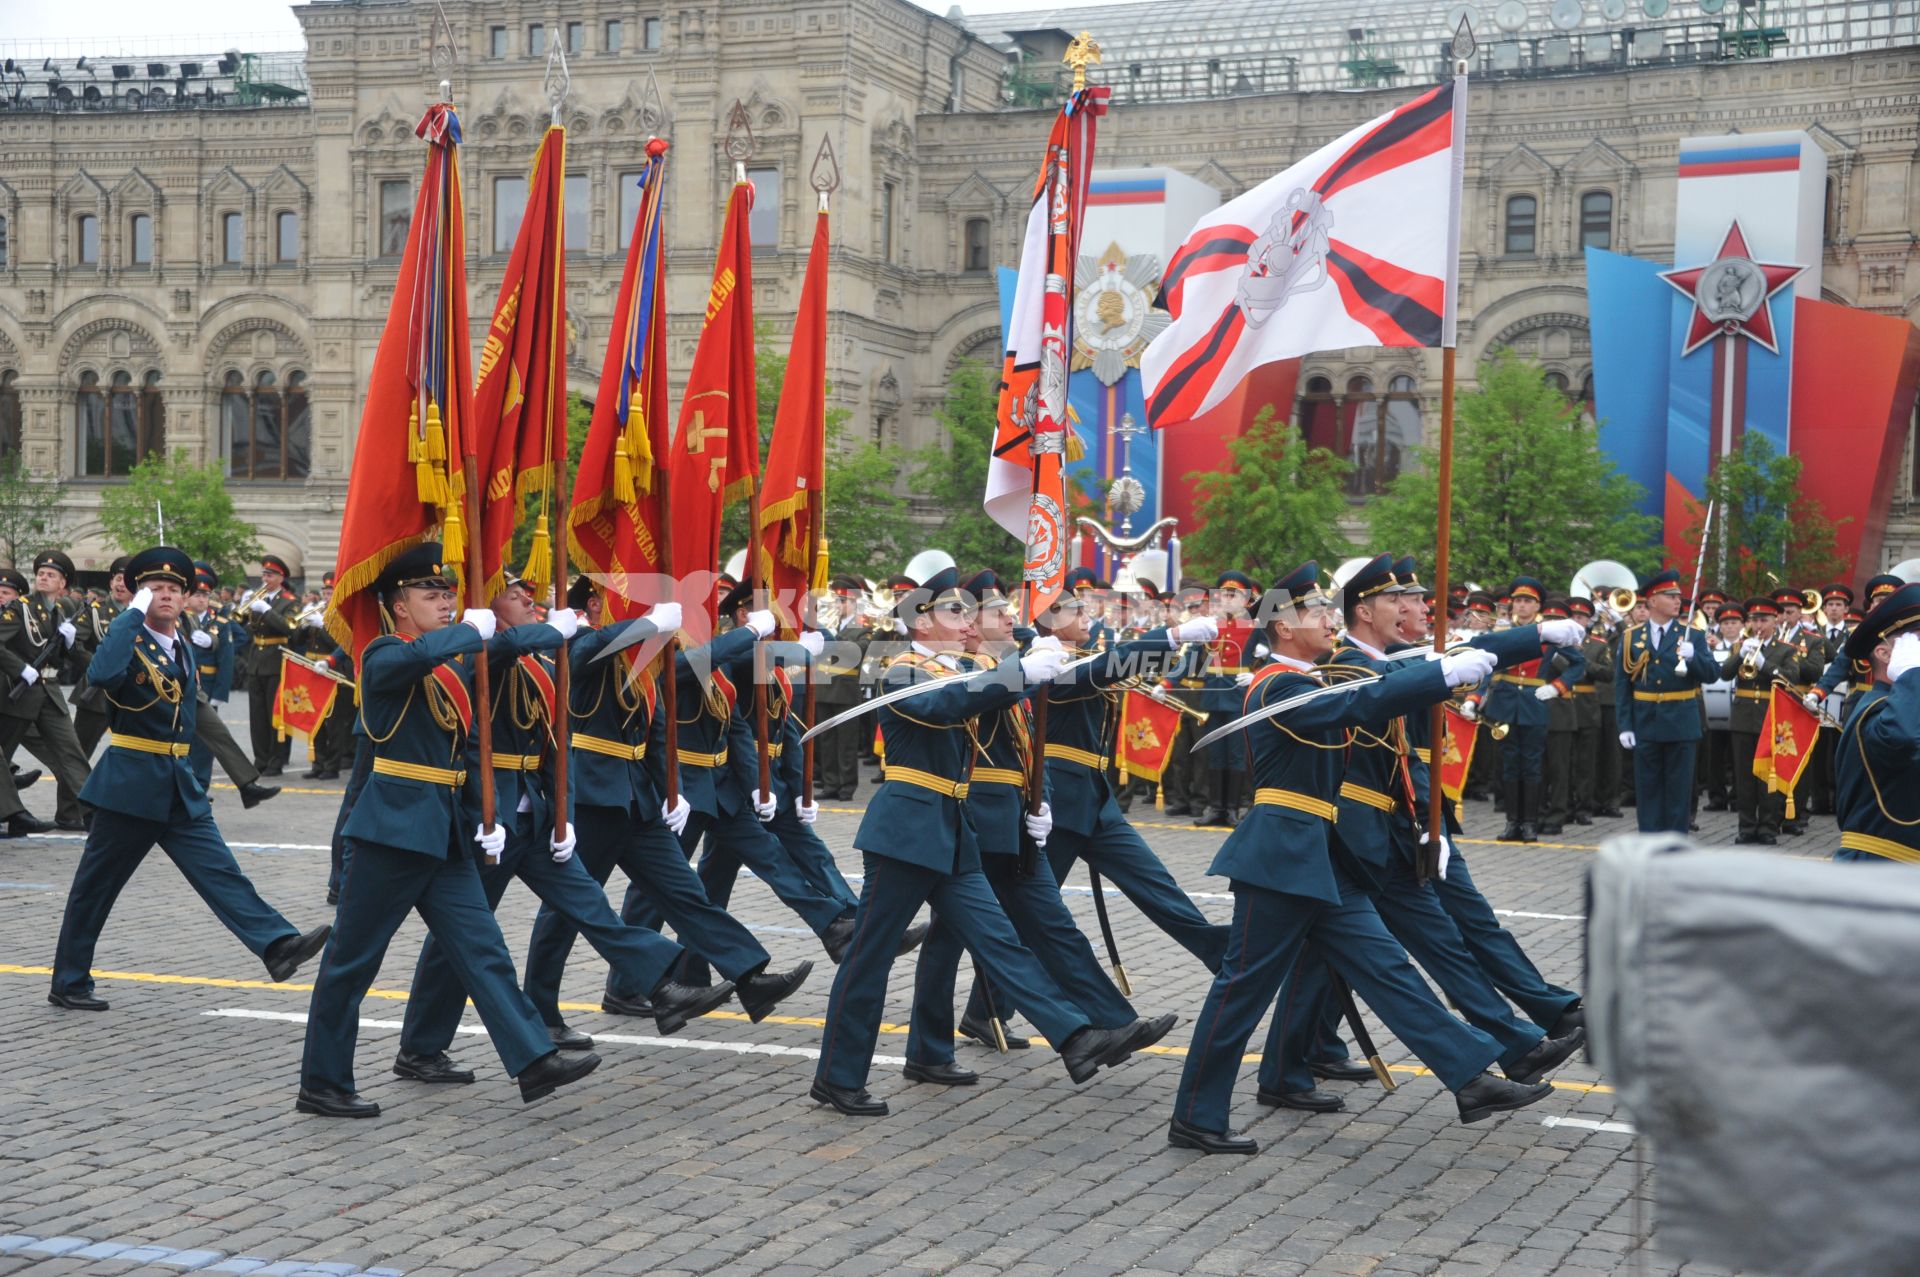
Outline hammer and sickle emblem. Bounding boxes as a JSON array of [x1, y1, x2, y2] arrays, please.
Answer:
[[685, 406, 729, 491]]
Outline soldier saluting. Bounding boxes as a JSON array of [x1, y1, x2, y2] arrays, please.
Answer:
[[46, 546, 330, 1012]]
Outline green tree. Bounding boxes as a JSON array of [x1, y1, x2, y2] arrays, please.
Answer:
[[907, 359, 1023, 580], [1684, 433, 1849, 601], [0, 457, 68, 568], [1181, 408, 1352, 581], [1365, 351, 1659, 589], [97, 451, 263, 582]]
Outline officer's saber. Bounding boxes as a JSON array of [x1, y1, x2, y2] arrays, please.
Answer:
[[1086, 867, 1132, 997], [797, 652, 1106, 745], [1188, 675, 1385, 754], [1327, 967, 1396, 1091]]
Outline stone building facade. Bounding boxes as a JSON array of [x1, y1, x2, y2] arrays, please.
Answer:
[[1, 0, 1917, 578]]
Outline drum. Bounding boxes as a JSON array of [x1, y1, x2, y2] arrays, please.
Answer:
[[1702, 679, 1733, 730]]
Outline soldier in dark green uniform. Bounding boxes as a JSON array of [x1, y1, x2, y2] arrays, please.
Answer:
[[183, 563, 279, 809], [0, 551, 95, 834], [0, 568, 54, 836], [298, 544, 600, 1118], [242, 553, 300, 776], [1719, 596, 1813, 845], [1536, 595, 1580, 835], [1159, 579, 1211, 817], [302, 571, 352, 780], [815, 574, 870, 801], [1832, 583, 1920, 865], [1568, 596, 1605, 825], [47, 546, 329, 1012], [65, 555, 129, 822]]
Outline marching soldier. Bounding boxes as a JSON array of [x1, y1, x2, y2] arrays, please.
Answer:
[[0, 551, 95, 834], [182, 563, 280, 809], [1719, 596, 1814, 845], [241, 554, 300, 777], [1810, 574, 1904, 728], [1169, 561, 1554, 1155], [1832, 583, 1920, 865], [1615, 568, 1722, 835], [0, 568, 56, 837], [815, 573, 870, 801], [47, 546, 330, 1013], [298, 545, 600, 1117], [809, 567, 1169, 1117], [905, 568, 1149, 1077]]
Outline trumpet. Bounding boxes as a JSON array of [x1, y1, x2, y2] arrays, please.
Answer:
[[1802, 587, 1822, 613], [1739, 644, 1764, 681], [1112, 674, 1208, 723], [292, 600, 328, 628], [1604, 587, 1637, 617]]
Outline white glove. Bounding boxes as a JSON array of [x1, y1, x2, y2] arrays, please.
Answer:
[[1024, 800, 1053, 847], [18, 665, 38, 687], [1027, 635, 1063, 654], [753, 789, 777, 822], [1801, 692, 1823, 715], [1890, 632, 1920, 682], [190, 628, 215, 650], [1440, 648, 1498, 688], [1234, 671, 1254, 688], [551, 822, 577, 863], [1020, 645, 1070, 683], [1676, 639, 1695, 660], [1252, 643, 1271, 660], [475, 822, 506, 860], [1742, 637, 1764, 657], [1169, 616, 1218, 644], [1538, 619, 1585, 647], [249, 597, 271, 615], [745, 609, 776, 638], [313, 657, 330, 671], [130, 587, 153, 614], [1423, 831, 1452, 881], [648, 601, 683, 634], [461, 608, 498, 640], [1459, 699, 1479, 721], [546, 607, 581, 640], [57, 620, 76, 648], [799, 630, 825, 657], [1533, 683, 1559, 702], [1619, 730, 1637, 750], [795, 797, 818, 825], [662, 794, 691, 834], [305, 612, 327, 628]]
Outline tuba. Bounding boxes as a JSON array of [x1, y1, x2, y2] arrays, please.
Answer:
[[1572, 559, 1639, 623]]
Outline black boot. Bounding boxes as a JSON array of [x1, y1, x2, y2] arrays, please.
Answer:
[[737, 961, 814, 1023], [1496, 779, 1524, 842], [1517, 780, 1539, 844]]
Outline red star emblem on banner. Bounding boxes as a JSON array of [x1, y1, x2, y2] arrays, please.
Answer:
[[1659, 221, 1805, 356]]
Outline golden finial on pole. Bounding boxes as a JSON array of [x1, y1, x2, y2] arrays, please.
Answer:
[[1063, 31, 1102, 93]]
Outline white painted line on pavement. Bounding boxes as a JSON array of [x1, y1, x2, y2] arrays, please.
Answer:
[[202, 1007, 910, 1066], [1541, 1115, 1635, 1134]]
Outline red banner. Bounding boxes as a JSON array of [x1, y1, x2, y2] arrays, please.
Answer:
[[757, 203, 830, 637], [326, 103, 472, 662], [473, 125, 568, 601], [1754, 686, 1821, 819], [273, 652, 347, 744], [1115, 690, 1180, 782], [1437, 704, 1478, 803], [670, 178, 760, 629]]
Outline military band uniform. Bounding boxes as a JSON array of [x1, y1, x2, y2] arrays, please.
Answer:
[[397, 623, 692, 1065], [301, 579, 565, 1108], [0, 567, 95, 831], [1471, 582, 1584, 842], [1702, 629, 1737, 812], [1574, 620, 1612, 822], [49, 548, 324, 1011], [64, 581, 124, 824], [1832, 584, 1920, 865], [1537, 600, 1581, 835], [1615, 582, 1723, 836], [182, 607, 268, 797], [242, 577, 299, 775], [816, 589, 875, 800], [1719, 613, 1814, 843]]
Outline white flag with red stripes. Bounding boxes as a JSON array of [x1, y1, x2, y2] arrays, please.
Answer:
[[1143, 80, 1466, 431]]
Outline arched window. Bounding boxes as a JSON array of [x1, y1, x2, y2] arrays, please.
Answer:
[[1294, 374, 1336, 453], [1579, 190, 1612, 250], [130, 213, 154, 265], [1343, 375, 1376, 495], [963, 217, 991, 272], [1543, 370, 1571, 399], [227, 369, 309, 480], [1375, 373, 1421, 492], [1579, 371, 1596, 425], [1504, 194, 1537, 256], [76, 368, 160, 476], [0, 370, 20, 459]]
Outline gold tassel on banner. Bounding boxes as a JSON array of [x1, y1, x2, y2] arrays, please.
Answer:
[[812, 538, 831, 592], [613, 440, 635, 505], [521, 513, 552, 593], [1785, 792, 1796, 821], [442, 501, 465, 571], [1065, 430, 1086, 463]]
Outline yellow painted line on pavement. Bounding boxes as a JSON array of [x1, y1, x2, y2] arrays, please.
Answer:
[[2, 962, 1612, 1094], [209, 782, 341, 798]]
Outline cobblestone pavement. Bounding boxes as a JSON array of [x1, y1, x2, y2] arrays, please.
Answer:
[[1, 699, 1815, 1276]]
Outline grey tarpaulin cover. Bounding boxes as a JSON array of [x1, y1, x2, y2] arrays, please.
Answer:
[[1588, 835, 1920, 1277]]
